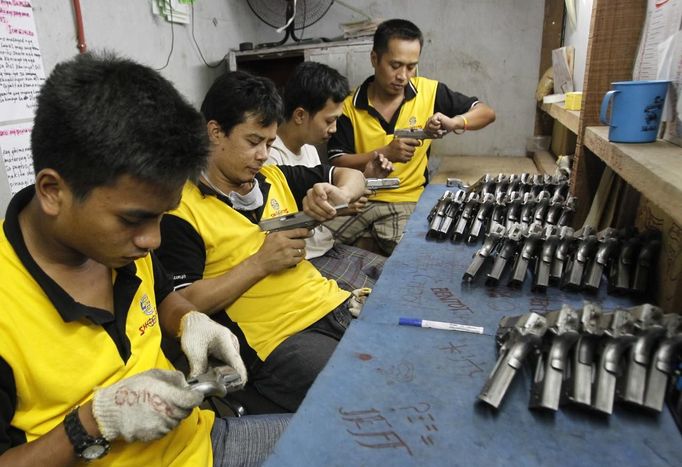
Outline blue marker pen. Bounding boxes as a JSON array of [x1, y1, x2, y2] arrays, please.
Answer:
[[399, 317, 484, 335]]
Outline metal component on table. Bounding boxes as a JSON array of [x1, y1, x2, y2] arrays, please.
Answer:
[[504, 191, 523, 231], [545, 191, 565, 226], [519, 173, 532, 194], [366, 177, 400, 190], [479, 173, 496, 197], [486, 223, 525, 285], [519, 192, 537, 228], [557, 195, 576, 227], [463, 222, 506, 282], [446, 177, 466, 189], [584, 228, 620, 291], [467, 192, 496, 243], [561, 225, 598, 290], [550, 226, 576, 283], [632, 230, 662, 294], [509, 222, 544, 287], [506, 174, 522, 198], [188, 365, 244, 398], [478, 312, 548, 409], [643, 314, 682, 412], [394, 127, 440, 140], [452, 192, 480, 241], [529, 305, 581, 410], [564, 303, 608, 406], [489, 192, 508, 231], [608, 233, 641, 294], [619, 304, 665, 406], [592, 309, 637, 414], [437, 190, 466, 240], [533, 224, 559, 291], [533, 190, 552, 224], [494, 173, 510, 199], [426, 190, 454, 239], [530, 174, 545, 196]]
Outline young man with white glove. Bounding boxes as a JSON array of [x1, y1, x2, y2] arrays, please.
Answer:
[[0, 53, 288, 467]]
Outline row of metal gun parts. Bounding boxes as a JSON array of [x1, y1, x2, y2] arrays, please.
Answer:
[[427, 179, 576, 244], [462, 223, 660, 296], [478, 303, 682, 415]]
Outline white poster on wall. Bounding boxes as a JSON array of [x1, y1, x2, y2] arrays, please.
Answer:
[[0, 122, 33, 195], [0, 1, 45, 120], [633, 0, 682, 80]]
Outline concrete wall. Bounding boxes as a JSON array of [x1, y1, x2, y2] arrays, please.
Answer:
[[32, 0, 544, 158]]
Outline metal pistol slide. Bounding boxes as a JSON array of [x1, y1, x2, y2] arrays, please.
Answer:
[[504, 191, 522, 231], [545, 190, 565, 226], [564, 303, 608, 406], [592, 309, 637, 414], [187, 366, 244, 398], [486, 223, 525, 285], [366, 177, 400, 190], [529, 305, 581, 410], [478, 312, 548, 409], [533, 190, 552, 224], [608, 232, 641, 294], [519, 192, 537, 228], [394, 127, 440, 140], [618, 304, 665, 406], [463, 222, 506, 282], [643, 314, 682, 412], [557, 195, 576, 227], [258, 204, 348, 233]]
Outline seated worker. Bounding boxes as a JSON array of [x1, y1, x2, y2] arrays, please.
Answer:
[[0, 53, 289, 467], [266, 61, 394, 292], [156, 71, 367, 412], [327, 18, 496, 255]]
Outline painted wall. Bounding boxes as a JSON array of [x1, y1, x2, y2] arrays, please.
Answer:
[[32, 0, 545, 158]]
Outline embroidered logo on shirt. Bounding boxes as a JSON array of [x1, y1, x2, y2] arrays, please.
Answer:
[[269, 198, 290, 217], [409, 116, 417, 127], [138, 293, 158, 336]]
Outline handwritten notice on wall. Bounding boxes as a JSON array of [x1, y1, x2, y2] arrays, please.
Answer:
[[0, 1, 45, 120], [0, 122, 33, 195]]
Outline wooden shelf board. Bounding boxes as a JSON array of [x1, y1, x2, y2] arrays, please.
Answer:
[[583, 126, 682, 226], [540, 102, 580, 134]]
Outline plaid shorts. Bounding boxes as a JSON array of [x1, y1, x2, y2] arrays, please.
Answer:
[[325, 201, 417, 256], [309, 243, 386, 292]]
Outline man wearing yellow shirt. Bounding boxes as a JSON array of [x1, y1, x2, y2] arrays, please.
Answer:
[[0, 53, 288, 467], [328, 19, 496, 255], [157, 71, 366, 411]]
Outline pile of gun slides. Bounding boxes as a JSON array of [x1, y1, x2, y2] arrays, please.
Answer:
[[477, 303, 682, 414], [426, 173, 660, 296]]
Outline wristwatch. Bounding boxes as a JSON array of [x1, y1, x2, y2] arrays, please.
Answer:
[[63, 407, 110, 461]]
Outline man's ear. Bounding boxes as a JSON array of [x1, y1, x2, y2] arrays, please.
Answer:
[[34, 169, 68, 216], [293, 107, 308, 125], [206, 120, 224, 144], [370, 50, 378, 68]]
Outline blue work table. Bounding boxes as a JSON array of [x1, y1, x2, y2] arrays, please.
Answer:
[[265, 184, 681, 467]]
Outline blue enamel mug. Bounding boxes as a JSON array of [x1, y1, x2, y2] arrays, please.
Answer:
[[599, 80, 671, 143]]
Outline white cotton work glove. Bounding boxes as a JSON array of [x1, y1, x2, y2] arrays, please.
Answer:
[[179, 311, 248, 386], [92, 369, 203, 443]]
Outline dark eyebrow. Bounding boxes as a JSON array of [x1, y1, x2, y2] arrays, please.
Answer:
[[120, 209, 162, 220]]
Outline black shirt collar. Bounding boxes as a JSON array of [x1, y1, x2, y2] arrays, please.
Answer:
[[3, 185, 139, 325], [352, 76, 418, 111]]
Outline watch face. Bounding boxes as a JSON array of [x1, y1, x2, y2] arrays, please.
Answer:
[[82, 443, 107, 460]]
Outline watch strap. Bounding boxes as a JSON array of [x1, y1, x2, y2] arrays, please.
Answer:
[[63, 406, 110, 460]]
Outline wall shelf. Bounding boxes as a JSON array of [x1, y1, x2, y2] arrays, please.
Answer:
[[540, 102, 580, 134], [583, 126, 682, 226]]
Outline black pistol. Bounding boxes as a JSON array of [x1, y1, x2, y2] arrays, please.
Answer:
[[509, 222, 544, 287], [533, 224, 560, 292], [486, 223, 525, 285], [463, 222, 506, 282], [583, 228, 619, 292]]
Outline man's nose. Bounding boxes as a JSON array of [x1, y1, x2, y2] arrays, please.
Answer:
[[133, 223, 161, 252]]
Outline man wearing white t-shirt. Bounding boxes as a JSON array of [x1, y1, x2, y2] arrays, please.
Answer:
[[267, 62, 392, 291]]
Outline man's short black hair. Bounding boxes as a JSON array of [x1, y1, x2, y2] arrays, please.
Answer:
[[373, 19, 424, 58], [200, 71, 283, 135], [31, 52, 208, 200], [283, 62, 349, 120]]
